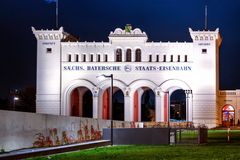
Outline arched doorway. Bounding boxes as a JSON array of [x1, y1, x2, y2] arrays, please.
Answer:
[[102, 87, 124, 120], [170, 89, 186, 122], [113, 89, 124, 120], [70, 87, 93, 118], [222, 104, 235, 127], [141, 88, 155, 122]]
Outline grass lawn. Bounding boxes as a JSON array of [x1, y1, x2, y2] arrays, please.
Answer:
[[27, 129, 240, 160]]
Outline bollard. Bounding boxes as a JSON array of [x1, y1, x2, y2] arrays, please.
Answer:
[[227, 127, 230, 142]]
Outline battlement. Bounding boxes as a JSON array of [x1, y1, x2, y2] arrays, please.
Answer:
[[32, 27, 64, 40]]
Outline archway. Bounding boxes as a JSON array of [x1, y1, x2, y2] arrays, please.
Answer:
[[134, 87, 155, 122], [113, 89, 124, 120], [102, 87, 124, 120], [170, 89, 186, 122], [222, 104, 235, 127], [70, 87, 93, 118]]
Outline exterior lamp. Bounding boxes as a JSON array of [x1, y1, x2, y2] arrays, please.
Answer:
[[13, 96, 19, 111], [97, 74, 113, 145]]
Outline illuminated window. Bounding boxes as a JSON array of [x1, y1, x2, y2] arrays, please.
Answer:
[[46, 48, 52, 53], [177, 55, 180, 62], [184, 55, 188, 62], [135, 49, 141, 62], [126, 49, 132, 62], [222, 105, 235, 126], [116, 49, 122, 62], [202, 49, 207, 54], [156, 55, 159, 62], [170, 55, 173, 62], [163, 55, 166, 62], [149, 55, 152, 62]]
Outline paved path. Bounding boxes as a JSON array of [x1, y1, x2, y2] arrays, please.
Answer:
[[0, 140, 111, 160]]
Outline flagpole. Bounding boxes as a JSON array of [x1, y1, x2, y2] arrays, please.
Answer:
[[56, 0, 58, 29]]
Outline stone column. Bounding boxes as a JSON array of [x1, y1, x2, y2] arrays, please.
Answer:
[[137, 89, 144, 121], [159, 91, 165, 122], [185, 90, 193, 122], [92, 87, 99, 119], [124, 87, 133, 121], [155, 88, 162, 122]]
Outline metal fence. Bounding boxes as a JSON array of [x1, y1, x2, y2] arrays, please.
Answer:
[[171, 128, 208, 144]]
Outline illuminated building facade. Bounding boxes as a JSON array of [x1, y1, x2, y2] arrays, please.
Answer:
[[32, 25, 237, 128]]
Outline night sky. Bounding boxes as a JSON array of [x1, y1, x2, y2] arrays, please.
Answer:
[[1, 0, 240, 98]]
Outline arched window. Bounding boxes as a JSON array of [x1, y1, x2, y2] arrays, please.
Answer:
[[104, 54, 108, 62], [156, 55, 159, 62], [184, 55, 188, 62], [135, 49, 141, 62], [222, 105, 235, 127], [170, 55, 173, 62], [177, 55, 180, 62], [68, 54, 71, 62], [90, 54, 93, 62], [163, 55, 166, 62], [115, 49, 122, 62], [82, 54, 86, 62], [75, 54, 79, 62], [126, 49, 132, 62], [149, 55, 152, 62], [97, 54, 101, 62]]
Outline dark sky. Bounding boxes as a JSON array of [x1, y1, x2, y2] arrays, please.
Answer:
[[0, 0, 240, 98]]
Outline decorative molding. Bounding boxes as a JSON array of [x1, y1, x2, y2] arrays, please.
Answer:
[[109, 28, 147, 37]]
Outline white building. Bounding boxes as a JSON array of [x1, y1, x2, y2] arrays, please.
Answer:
[[32, 25, 238, 128]]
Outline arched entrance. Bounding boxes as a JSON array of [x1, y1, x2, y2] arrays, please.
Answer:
[[141, 88, 155, 121], [170, 89, 186, 122], [133, 87, 155, 122], [102, 87, 124, 120], [70, 87, 93, 118], [222, 104, 235, 127]]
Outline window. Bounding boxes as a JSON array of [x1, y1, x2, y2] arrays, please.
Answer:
[[97, 54, 101, 62], [46, 48, 52, 53], [202, 49, 207, 54], [163, 55, 166, 62], [68, 54, 71, 62], [82, 54, 86, 62], [149, 55, 152, 62], [104, 54, 108, 62], [75, 54, 79, 62], [170, 55, 173, 62], [116, 49, 122, 62], [135, 49, 141, 62], [126, 49, 132, 62], [90, 54, 93, 62], [156, 55, 159, 62], [184, 55, 188, 62], [177, 55, 180, 62]]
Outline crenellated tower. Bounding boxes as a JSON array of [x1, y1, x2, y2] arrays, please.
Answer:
[[189, 28, 222, 127], [32, 27, 64, 115]]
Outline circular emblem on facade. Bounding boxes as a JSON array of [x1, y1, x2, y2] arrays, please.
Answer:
[[124, 65, 132, 72]]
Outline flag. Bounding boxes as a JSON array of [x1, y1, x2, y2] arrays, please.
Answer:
[[45, 0, 57, 3], [44, 0, 59, 28]]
